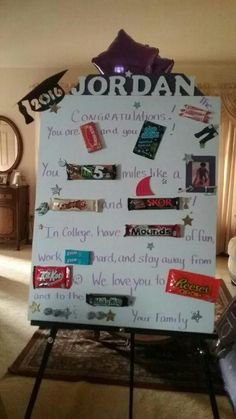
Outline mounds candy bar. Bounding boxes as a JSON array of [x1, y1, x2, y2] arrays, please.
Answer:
[[80, 122, 102, 152], [86, 293, 134, 307], [179, 105, 211, 123], [133, 120, 166, 160], [124, 224, 181, 237], [165, 269, 221, 303], [66, 163, 116, 180], [50, 198, 99, 212], [128, 197, 180, 210], [33, 266, 72, 289]]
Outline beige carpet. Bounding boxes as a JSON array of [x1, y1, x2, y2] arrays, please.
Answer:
[[0, 245, 235, 419]]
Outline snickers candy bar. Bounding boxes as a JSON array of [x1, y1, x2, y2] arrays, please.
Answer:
[[165, 269, 221, 302], [133, 120, 166, 160], [50, 198, 99, 212], [33, 266, 72, 288], [124, 224, 181, 237], [80, 122, 102, 152], [128, 197, 180, 210], [86, 293, 133, 307], [66, 163, 116, 180]]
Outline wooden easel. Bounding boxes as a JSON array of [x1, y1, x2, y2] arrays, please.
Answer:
[[24, 323, 220, 419]]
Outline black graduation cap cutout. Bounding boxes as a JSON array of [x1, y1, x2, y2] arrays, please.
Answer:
[[17, 70, 67, 124]]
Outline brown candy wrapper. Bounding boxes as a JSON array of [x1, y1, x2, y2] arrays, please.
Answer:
[[124, 224, 181, 237]]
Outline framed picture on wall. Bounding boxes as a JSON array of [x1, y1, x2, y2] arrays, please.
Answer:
[[0, 174, 8, 185], [186, 156, 216, 193]]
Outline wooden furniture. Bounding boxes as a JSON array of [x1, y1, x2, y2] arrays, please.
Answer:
[[0, 185, 29, 249]]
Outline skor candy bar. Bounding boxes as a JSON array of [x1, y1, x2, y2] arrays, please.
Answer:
[[128, 197, 180, 210]]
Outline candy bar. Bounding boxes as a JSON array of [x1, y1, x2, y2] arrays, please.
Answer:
[[165, 269, 221, 302], [65, 249, 91, 265], [66, 163, 116, 180], [133, 120, 166, 160], [179, 105, 210, 123], [124, 224, 181, 237], [33, 266, 72, 288], [86, 293, 133, 307], [50, 198, 99, 212], [128, 197, 180, 210], [80, 122, 102, 152]]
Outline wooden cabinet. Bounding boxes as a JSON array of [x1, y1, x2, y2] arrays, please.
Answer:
[[0, 185, 29, 249]]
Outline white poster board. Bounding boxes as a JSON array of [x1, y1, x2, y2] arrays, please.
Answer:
[[28, 75, 220, 334]]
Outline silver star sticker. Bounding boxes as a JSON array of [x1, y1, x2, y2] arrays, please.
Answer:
[[133, 101, 141, 109], [49, 103, 61, 113], [125, 70, 132, 78], [51, 184, 62, 196], [183, 154, 194, 164], [147, 243, 154, 250]]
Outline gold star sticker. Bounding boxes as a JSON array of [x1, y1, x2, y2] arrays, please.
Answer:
[[106, 310, 116, 321], [49, 103, 61, 113], [182, 215, 193, 226], [30, 301, 40, 313]]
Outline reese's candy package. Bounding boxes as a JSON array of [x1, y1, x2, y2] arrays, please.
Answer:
[[165, 269, 221, 302]]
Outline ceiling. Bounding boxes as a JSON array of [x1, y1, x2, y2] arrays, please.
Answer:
[[1, 0, 236, 71]]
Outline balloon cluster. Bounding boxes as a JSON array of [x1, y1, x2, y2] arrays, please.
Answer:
[[92, 29, 174, 75]]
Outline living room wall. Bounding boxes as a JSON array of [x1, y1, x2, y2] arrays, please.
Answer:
[[0, 63, 236, 216]]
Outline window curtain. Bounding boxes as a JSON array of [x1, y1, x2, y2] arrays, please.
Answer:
[[216, 97, 236, 254], [197, 83, 236, 254]]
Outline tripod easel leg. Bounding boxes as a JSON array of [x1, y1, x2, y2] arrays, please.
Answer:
[[24, 328, 58, 419], [199, 341, 220, 419], [129, 332, 135, 419]]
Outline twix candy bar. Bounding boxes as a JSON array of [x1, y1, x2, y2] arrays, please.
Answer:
[[165, 269, 221, 302]]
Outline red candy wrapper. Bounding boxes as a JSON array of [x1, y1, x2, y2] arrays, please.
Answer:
[[33, 266, 72, 289], [80, 122, 102, 152], [179, 105, 211, 123], [165, 269, 220, 303]]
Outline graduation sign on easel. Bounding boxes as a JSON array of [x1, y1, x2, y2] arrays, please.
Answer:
[[27, 70, 221, 334]]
